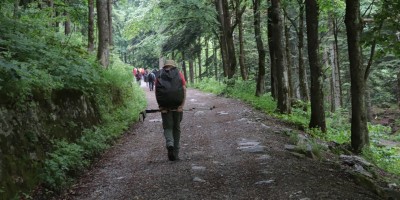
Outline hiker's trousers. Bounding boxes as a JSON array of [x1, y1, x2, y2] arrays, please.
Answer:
[[161, 111, 183, 150]]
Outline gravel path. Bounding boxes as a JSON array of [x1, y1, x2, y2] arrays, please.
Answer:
[[61, 85, 381, 200]]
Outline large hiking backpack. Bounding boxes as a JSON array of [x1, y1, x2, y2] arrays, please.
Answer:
[[155, 67, 184, 108], [148, 72, 155, 82]]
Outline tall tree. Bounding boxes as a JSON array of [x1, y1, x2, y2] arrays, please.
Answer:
[[253, 0, 266, 97], [284, 16, 294, 100], [345, 0, 369, 152], [306, 0, 326, 132], [107, 0, 113, 46], [398, 71, 400, 108], [214, 0, 237, 79], [297, 0, 309, 103], [270, 0, 291, 114], [97, 0, 110, 67], [283, 0, 309, 103], [88, 0, 95, 52], [267, 5, 277, 99], [64, 0, 71, 35], [235, 0, 248, 80]]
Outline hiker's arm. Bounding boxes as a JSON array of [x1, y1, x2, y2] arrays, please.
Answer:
[[178, 86, 186, 112]]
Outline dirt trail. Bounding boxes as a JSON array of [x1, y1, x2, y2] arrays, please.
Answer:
[[61, 84, 380, 200]]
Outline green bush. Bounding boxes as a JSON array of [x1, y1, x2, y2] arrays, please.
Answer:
[[40, 59, 146, 192]]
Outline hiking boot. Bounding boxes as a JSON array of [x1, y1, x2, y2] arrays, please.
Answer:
[[173, 149, 180, 161], [167, 146, 175, 161]]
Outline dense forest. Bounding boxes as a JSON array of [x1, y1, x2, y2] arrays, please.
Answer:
[[0, 0, 399, 199]]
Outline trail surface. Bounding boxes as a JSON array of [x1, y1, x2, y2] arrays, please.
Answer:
[[61, 84, 380, 200]]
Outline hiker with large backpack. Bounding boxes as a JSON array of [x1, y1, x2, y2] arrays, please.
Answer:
[[155, 60, 186, 161]]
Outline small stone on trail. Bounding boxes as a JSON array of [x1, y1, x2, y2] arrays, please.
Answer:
[[255, 180, 274, 185], [193, 177, 206, 183], [217, 111, 229, 115], [257, 154, 271, 160], [191, 165, 206, 171]]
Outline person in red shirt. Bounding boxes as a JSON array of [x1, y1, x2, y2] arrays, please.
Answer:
[[155, 60, 186, 161]]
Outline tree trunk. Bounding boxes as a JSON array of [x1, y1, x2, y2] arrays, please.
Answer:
[[306, 0, 326, 132], [331, 44, 341, 112], [189, 59, 194, 84], [215, 0, 229, 77], [205, 37, 209, 77], [107, 0, 113, 47], [236, 0, 248, 81], [297, 0, 309, 103], [96, 0, 110, 68], [271, 0, 291, 114], [345, 0, 369, 152], [198, 38, 202, 81], [88, 0, 95, 52], [215, 0, 237, 79], [333, 17, 343, 107], [398, 71, 400, 108], [268, 5, 277, 99], [222, 0, 236, 79], [284, 18, 294, 101], [213, 39, 219, 80], [182, 51, 188, 82], [253, 0, 266, 97], [64, 0, 71, 35]]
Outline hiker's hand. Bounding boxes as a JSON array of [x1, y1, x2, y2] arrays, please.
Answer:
[[177, 106, 183, 112], [159, 106, 168, 113]]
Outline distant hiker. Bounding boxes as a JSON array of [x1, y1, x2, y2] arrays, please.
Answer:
[[132, 67, 137, 82], [147, 70, 156, 91], [135, 72, 142, 85], [155, 60, 186, 161], [143, 69, 149, 87]]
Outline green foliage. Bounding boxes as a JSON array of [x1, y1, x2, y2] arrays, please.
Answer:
[[192, 78, 224, 94], [0, 3, 147, 194], [42, 140, 88, 191], [0, 15, 100, 105], [41, 59, 146, 192], [363, 145, 400, 177]]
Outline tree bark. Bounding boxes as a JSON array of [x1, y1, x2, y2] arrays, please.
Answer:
[[96, 0, 110, 68], [268, 5, 277, 99], [213, 39, 219, 80], [181, 51, 188, 82], [198, 38, 202, 81], [63, 0, 71, 35], [284, 17, 294, 101], [107, 0, 113, 47], [88, 0, 95, 52], [271, 0, 291, 114], [398, 71, 400, 108], [297, 0, 309, 103], [189, 59, 194, 84], [205, 37, 209, 77], [333, 17, 343, 107], [253, 0, 266, 97], [215, 0, 237, 79], [306, 0, 326, 132], [345, 0, 369, 152], [236, 0, 248, 80], [215, 0, 229, 77]]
